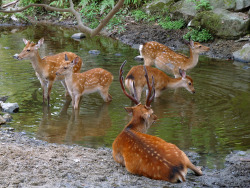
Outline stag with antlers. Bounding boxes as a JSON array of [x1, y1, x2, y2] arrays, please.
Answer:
[[112, 60, 202, 182]]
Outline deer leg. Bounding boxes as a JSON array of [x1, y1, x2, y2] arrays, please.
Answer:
[[74, 94, 81, 110], [144, 58, 154, 66], [61, 80, 70, 97], [47, 81, 54, 106], [35, 72, 47, 103], [155, 90, 162, 98], [136, 87, 143, 101], [100, 88, 112, 102]]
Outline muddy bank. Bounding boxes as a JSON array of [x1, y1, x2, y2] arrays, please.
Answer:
[[0, 129, 249, 187], [110, 22, 249, 60]]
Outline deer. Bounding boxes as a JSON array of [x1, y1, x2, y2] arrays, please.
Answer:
[[139, 40, 210, 78], [112, 60, 202, 183], [56, 55, 113, 110], [125, 65, 195, 101], [14, 38, 83, 105]]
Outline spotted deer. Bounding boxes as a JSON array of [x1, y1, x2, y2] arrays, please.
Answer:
[[14, 38, 83, 105], [125, 65, 195, 101], [112, 60, 202, 182], [56, 55, 113, 110], [139, 40, 210, 77]]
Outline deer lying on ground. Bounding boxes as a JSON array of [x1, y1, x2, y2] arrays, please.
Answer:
[[14, 38, 83, 105], [112, 60, 202, 182], [56, 55, 113, 110], [125, 65, 195, 101], [139, 40, 210, 77]]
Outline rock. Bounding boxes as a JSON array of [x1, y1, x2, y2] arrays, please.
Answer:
[[171, 0, 197, 22], [71, 33, 86, 39], [134, 55, 144, 61], [13, 53, 19, 59], [88, 50, 100, 55], [3, 113, 13, 122], [208, 0, 235, 10], [233, 43, 250, 63], [0, 96, 8, 102], [0, 115, 6, 125], [0, 102, 19, 113], [145, 0, 175, 14], [190, 8, 250, 39]]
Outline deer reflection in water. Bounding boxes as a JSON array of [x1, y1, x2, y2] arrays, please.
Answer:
[[36, 98, 112, 145]]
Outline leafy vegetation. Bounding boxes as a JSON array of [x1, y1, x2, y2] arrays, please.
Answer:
[[183, 28, 213, 42], [188, 0, 213, 12], [158, 17, 185, 30], [1, 0, 211, 37], [49, 0, 69, 8]]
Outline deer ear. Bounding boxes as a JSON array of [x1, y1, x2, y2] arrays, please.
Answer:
[[124, 107, 133, 115], [190, 40, 194, 48], [72, 57, 79, 65], [142, 112, 150, 121], [179, 69, 186, 79], [35, 38, 44, 49], [65, 54, 69, 61], [74, 57, 79, 64], [23, 39, 29, 45], [37, 38, 44, 47]]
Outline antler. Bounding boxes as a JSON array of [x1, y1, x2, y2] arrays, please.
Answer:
[[119, 61, 139, 105], [144, 66, 155, 107]]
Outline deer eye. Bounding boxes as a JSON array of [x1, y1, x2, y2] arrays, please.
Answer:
[[64, 67, 67, 69]]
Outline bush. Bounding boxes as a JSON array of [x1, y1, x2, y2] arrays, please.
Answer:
[[183, 28, 213, 42], [158, 17, 185, 30]]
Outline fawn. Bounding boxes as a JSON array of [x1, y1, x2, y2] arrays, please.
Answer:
[[14, 38, 83, 105], [125, 65, 195, 101], [139, 40, 210, 77], [112, 60, 202, 182], [56, 55, 113, 110]]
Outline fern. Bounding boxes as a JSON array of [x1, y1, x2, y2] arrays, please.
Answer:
[[100, 0, 114, 14]]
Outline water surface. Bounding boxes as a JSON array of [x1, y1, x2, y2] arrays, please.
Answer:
[[0, 25, 249, 169]]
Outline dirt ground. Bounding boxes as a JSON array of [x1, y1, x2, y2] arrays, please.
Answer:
[[110, 22, 249, 60], [0, 129, 249, 188]]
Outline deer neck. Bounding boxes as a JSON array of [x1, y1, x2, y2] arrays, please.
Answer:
[[64, 71, 74, 85], [167, 77, 184, 89], [186, 47, 199, 69], [125, 117, 149, 134], [29, 51, 45, 75]]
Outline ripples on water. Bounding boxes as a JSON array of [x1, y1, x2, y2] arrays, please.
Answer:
[[0, 25, 249, 169]]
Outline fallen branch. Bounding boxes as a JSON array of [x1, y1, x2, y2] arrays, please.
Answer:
[[0, 0, 125, 37], [2, 0, 19, 9]]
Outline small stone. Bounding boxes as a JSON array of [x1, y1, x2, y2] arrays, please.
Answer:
[[88, 50, 100, 55], [71, 33, 86, 39], [1, 102, 19, 113], [0, 96, 8, 102], [3, 113, 13, 122], [134, 55, 144, 61], [0, 116, 6, 125]]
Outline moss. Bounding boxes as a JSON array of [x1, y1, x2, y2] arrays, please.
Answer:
[[193, 11, 221, 34]]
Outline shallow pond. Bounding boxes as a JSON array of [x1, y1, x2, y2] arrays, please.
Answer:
[[0, 25, 249, 169]]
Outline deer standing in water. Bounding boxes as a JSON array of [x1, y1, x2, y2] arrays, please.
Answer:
[[112, 60, 202, 182], [56, 55, 113, 110], [139, 40, 210, 77], [14, 38, 83, 105], [125, 65, 195, 101]]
